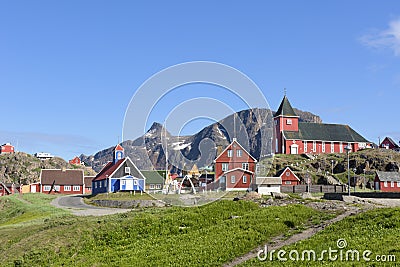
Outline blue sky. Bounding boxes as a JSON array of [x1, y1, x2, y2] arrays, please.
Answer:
[[1, 1, 400, 160]]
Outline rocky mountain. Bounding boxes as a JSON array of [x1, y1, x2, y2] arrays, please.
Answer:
[[0, 152, 96, 185], [82, 107, 319, 172]]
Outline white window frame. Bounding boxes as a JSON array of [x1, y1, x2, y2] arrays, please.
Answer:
[[54, 185, 60, 191], [99, 181, 102, 188], [397, 182, 400, 188], [125, 167, 131, 174], [242, 175, 247, 184], [340, 142, 343, 153], [64, 185, 71, 191], [286, 119, 292, 125], [304, 141, 307, 153], [237, 149, 242, 157], [227, 150, 232, 157], [242, 163, 249, 170], [312, 141, 316, 152], [231, 175, 236, 184], [222, 163, 228, 171], [285, 181, 291, 185], [384, 181, 388, 187], [149, 184, 155, 189], [322, 142, 326, 153], [391, 181, 395, 188], [156, 184, 162, 189], [331, 142, 335, 153], [134, 180, 138, 186], [43, 185, 51, 191], [73, 185, 80, 191]]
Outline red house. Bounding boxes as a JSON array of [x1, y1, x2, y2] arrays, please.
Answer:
[[40, 169, 85, 194], [277, 167, 301, 186], [0, 182, 21, 196], [374, 171, 400, 192], [379, 137, 400, 152], [214, 138, 257, 191], [0, 143, 14, 154], [274, 95, 372, 155], [69, 156, 84, 166]]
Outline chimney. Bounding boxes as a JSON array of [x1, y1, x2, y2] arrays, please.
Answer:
[[62, 166, 66, 172]]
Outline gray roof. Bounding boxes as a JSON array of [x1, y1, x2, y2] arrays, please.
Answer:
[[256, 177, 282, 185], [141, 170, 164, 184], [275, 96, 298, 117], [376, 171, 400, 182], [284, 122, 369, 143]]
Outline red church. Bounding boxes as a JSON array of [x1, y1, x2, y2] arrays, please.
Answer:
[[214, 138, 257, 191], [274, 95, 372, 155]]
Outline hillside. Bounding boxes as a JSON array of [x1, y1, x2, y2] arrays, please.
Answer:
[[0, 152, 96, 185], [264, 149, 400, 186], [82, 107, 321, 172]]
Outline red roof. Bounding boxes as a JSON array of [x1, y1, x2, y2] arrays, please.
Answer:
[[115, 144, 124, 151], [92, 159, 125, 181]]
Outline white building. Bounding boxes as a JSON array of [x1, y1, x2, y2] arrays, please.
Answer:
[[256, 177, 282, 195]]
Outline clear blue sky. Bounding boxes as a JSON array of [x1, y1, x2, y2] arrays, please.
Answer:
[[1, 1, 400, 160]]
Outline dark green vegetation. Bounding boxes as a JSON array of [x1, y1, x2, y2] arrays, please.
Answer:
[[240, 207, 400, 266], [1, 194, 331, 266]]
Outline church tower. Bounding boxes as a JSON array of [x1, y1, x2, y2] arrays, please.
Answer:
[[113, 144, 124, 164], [274, 95, 299, 154]]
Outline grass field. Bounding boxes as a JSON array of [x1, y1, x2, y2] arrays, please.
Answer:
[[0, 193, 332, 266], [239, 207, 400, 266]]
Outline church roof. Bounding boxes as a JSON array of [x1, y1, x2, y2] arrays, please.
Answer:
[[275, 96, 298, 117], [283, 122, 369, 143]]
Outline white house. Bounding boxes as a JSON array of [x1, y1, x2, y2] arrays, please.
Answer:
[[256, 177, 282, 195]]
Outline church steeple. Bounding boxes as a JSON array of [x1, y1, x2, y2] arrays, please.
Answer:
[[274, 95, 298, 117], [113, 144, 124, 164]]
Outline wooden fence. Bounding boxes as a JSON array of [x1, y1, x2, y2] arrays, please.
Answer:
[[280, 184, 346, 193]]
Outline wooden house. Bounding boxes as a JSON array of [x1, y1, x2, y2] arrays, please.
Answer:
[[214, 138, 257, 191], [374, 171, 400, 192], [40, 169, 85, 194], [379, 137, 400, 152], [277, 167, 301, 186]]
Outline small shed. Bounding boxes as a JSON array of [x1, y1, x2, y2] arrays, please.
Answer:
[[256, 177, 282, 195]]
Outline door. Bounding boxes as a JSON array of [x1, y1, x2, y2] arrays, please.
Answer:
[[374, 182, 380, 190], [219, 176, 226, 190], [30, 185, 36, 193], [290, 144, 298, 155]]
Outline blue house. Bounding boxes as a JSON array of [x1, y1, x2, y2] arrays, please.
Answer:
[[92, 144, 146, 195]]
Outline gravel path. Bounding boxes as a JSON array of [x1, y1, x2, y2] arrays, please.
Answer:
[[51, 195, 131, 216]]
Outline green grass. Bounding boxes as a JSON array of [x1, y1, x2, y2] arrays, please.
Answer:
[[239, 207, 400, 266], [0, 194, 332, 266]]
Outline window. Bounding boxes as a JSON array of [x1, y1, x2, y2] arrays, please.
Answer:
[[237, 149, 242, 157], [125, 167, 131, 174], [285, 181, 292, 185], [121, 180, 126, 186], [73, 186, 80, 191], [312, 141, 316, 152], [286, 119, 292, 125], [340, 143, 343, 153], [227, 150, 232, 157], [99, 181, 102, 188], [222, 163, 228, 171], [397, 182, 400, 188], [384, 181, 388, 187], [104, 180, 107, 187], [331, 142, 335, 153], [322, 142, 326, 153], [156, 184, 162, 189], [95, 183, 97, 189], [242, 163, 249, 170], [231, 175, 236, 184], [64, 185, 71, 191], [391, 181, 395, 188], [150, 184, 155, 189], [54, 185, 60, 191], [286, 171, 290, 176], [242, 175, 247, 184], [304, 141, 307, 152], [43, 185, 51, 191], [134, 180, 138, 186]]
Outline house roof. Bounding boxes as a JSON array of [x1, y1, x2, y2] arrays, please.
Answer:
[[376, 171, 400, 182], [141, 170, 164, 184], [275, 96, 298, 117], [382, 137, 400, 148], [283, 122, 369, 143], [215, 139, 257, 163], [92, 159, 125, 181], [256, 177, 282, 185], [223, 168, 254, 175], [276, 167, 300, 181], [84, 176, 95, 186], [40, 169, 84, 185], [0, 182, 11, 194]]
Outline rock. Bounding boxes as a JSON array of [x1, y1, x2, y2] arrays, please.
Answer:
[[300, 192, 313, 199], [272, 192, 289, 199]]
